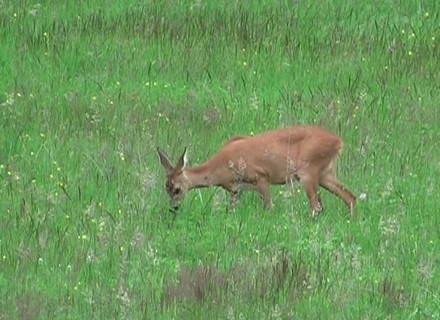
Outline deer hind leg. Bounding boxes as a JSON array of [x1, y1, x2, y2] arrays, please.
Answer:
[[301, 174, 323, 217], [319, 171, 356, 216]]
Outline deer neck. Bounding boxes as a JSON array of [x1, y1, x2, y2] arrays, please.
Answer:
[[185, 161, 220, 189]]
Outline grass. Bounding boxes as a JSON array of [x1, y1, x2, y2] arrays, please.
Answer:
[[1, 0, 439, 319]]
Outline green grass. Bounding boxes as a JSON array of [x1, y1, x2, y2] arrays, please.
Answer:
[[1, 0, 439, 319]]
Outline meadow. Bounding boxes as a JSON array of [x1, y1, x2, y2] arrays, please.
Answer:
[[1, 0, 439, 319]]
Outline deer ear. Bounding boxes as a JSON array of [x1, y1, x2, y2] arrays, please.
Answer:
[[157, 147, 174, 174], [175, 148, 188, 172]]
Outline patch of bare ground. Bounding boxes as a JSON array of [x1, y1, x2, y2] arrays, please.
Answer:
[[163, 251, 312, 306]]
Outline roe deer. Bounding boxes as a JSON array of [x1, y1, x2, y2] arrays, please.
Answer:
[[157, 126, 356, 217]]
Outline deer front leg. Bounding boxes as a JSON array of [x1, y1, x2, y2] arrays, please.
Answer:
[[256, 179, 273, 209], [228, 190, 241, 209]]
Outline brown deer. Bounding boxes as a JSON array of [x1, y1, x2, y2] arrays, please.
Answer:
[[157, 126, 356, 217]]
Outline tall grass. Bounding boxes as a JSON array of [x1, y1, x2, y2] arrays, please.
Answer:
[[1, 0, 439, 319]]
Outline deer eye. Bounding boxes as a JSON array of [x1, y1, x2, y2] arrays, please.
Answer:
[[173, 187, 182, 195]]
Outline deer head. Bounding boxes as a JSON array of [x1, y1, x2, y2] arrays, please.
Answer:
[[157, 147, 189, 211]]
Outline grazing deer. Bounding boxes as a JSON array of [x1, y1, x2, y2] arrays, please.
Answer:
[[157, 126, 356, 217]]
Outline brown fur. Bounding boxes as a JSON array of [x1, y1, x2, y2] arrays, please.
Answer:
[[157, 126, 356, 217]]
